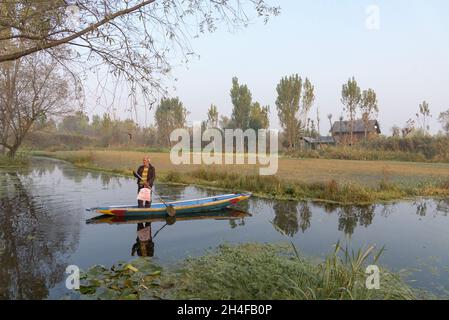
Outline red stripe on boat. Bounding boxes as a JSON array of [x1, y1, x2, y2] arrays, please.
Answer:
[[111, 209, 126, 216], [229, 198, 240, 204]]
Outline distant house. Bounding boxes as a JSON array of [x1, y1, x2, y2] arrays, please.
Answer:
[[330, 119, 381, 145], [302, 136, 335, 150]]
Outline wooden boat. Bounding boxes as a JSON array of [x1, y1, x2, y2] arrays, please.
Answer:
[[86, 193, 251, 217], [86, 208, 251, 225]]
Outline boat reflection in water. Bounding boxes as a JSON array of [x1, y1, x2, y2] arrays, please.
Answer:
[[86, 209, 251, 257]]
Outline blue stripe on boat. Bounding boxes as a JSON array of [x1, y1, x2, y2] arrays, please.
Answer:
[[86, 193, 251, 216]]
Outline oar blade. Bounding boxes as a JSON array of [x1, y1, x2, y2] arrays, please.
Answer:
[[166, 205, 176, 217]]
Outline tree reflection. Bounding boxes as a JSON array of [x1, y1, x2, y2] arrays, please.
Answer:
[[436, 199, 449, 215], [0, 171, 80, 299], [229, 218, 246, 229], [414, 200, 428, 217], [272, 201, 300, 237], [337, 205, 376, 236], [298, 203, 312, 233]]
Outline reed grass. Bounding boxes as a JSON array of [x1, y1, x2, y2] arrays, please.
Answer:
[[159, 168, 449, 204]]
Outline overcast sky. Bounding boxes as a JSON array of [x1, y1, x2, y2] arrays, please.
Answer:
[[84, 0, 449, 135]]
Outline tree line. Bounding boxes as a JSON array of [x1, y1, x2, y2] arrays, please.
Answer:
[[9, 74, 449, 156]]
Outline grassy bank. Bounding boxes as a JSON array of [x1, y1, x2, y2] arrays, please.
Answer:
[[30, 150, 449, 204], [77, 242, 425, 300], [160, 168, 449, 204], [0, 154, 30, 168]]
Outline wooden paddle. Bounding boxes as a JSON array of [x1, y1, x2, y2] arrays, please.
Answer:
[[134, 171, 176, 217]]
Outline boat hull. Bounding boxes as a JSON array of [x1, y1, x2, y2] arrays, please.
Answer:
[[86, 209, 250, 225], [87, 193, 251, 217]]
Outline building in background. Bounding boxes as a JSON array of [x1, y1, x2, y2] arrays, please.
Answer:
[[302, 136, 335, 150], [330, 119, 381, 145]]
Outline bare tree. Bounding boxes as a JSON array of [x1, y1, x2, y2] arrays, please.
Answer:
[[0, 52, 79, 157], [299, 78, 315, 133], [416, 101, 431, 134], [327, 113, 333, 132], [207, 104, 219, 128], [391, 125, 401, 137], [402, 118, 415, 137], [0, 1, 280, 102]]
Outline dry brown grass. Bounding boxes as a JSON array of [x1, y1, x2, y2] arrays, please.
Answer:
[[37, 150, 449, 187]]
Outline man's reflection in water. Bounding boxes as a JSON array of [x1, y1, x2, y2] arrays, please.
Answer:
[[131, 223, 154, 257]]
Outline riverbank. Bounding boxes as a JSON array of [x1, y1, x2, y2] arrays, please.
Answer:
[[0, 154, 30, 168], [30, 150, 449, 204], [77, 242, 426, 300]]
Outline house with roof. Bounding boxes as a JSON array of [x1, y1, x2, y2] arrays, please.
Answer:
[[330, 119, 381, 145], [302, 136, 335, 150]]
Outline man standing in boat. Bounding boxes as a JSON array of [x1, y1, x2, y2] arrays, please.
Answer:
[[133, 156, 155, 208]]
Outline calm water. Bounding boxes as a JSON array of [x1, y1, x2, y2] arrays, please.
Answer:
[[1, 157, 449, 299]]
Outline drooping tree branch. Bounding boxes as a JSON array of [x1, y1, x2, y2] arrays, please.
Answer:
[[1, 1, 280, 103]]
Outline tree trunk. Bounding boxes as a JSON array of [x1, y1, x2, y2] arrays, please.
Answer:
[[7, 145, 18, 158], [350, 115, 354, 147]]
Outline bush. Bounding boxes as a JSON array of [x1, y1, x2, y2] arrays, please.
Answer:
[[23, 131, 95, 151], [0, 154, 30, 167], [285, 135, 449, 163]]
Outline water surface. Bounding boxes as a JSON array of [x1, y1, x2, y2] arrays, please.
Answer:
[[0, 157, 448, 299]]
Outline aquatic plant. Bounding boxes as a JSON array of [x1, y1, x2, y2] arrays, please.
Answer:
[[78, 243, 423, 300]]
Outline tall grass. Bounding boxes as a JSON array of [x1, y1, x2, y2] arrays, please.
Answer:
[[286, 147, 428, 162], [160, 168, 440, 204]]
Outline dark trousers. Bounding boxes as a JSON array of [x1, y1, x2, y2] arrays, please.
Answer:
[[137, 185, 152, 208]]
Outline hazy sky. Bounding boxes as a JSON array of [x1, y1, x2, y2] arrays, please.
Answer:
[[85, 0, 449, 135]]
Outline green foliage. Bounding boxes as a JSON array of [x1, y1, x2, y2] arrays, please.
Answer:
[[230, 77, 252, 130], [59, 111, 90, 135], [206, 104, 219, 128], [0, 154, 30, 167], [249, 102, 270, 130], [24, 132, 94, 151], [302, 78, 315, 119], [286, 146, 428, 162], [438, 110, 449, 135], [276, 74, 302, 149], [78, 243, 423, 300], [361, 89, 378, 137], [154, 97, 188, 147], [359, 135, 449, 161], [23, 111, 157, 151], [341, 77, 362, 145], [79, 258, 163, 300], [276, 74, 315, 149]]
